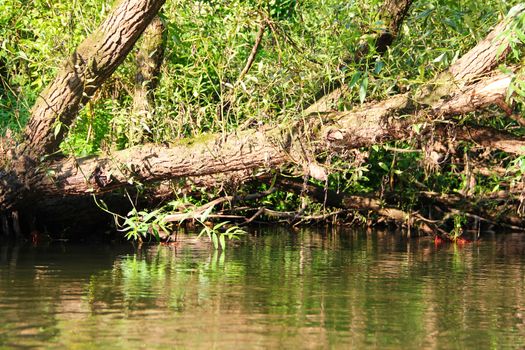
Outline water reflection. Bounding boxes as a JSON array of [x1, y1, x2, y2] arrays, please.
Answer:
[[1, 229, 524, 349]]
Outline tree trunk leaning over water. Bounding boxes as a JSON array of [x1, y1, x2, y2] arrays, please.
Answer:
[[13, 12, 523, 200], [19, 0, 166, 161]]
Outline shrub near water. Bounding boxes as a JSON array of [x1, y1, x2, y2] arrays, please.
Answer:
[[1, 0, 525, 240]]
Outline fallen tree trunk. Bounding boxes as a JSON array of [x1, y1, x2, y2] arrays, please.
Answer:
[[322, 72, 513, 150], [27, 130, 287, 196], [0, 10, 520, 206], [20, 75, 513, 198]]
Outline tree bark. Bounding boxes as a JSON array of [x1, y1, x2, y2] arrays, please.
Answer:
[[130, 15, 166, 145], [27, 130, 287, 196], [323, 72, 513, 150], [375, 0, 414, 54], [19, 0, 166, 161]]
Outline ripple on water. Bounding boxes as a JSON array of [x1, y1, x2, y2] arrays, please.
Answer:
[[0, 230, 525, 349]]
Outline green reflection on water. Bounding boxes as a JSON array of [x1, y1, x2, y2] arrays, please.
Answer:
[[1, 228, 525, 349]]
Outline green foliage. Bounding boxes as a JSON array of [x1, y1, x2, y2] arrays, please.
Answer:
[[119, 196, 245, 248], [198, 221, 246, 250], [2, 0, 525, 237], [120, 207, 170, 241], [451, 214, 466, 240], [0, 0, 111, 134], [195, 204, 245, 250], [266, 0, 298, 21], [2, 0, 521, 144]]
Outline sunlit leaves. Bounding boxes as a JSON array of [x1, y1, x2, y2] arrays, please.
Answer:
[[359, 75, 368, 104]]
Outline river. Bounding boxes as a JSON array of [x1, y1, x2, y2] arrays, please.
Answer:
[[1, 227, 524, 348]]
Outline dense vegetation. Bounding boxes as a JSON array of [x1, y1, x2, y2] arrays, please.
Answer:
[[1, 0, 525, 243]]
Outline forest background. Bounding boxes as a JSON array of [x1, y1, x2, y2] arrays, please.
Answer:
[[1, 0, 525, 243]]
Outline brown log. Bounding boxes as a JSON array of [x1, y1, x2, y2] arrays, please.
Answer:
[[27, 130, 287, 196], [447, 14, 517, 86], [15, 70, 518, 201]]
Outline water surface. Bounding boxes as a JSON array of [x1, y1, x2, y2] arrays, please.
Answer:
[[1, 228, 524, 349]]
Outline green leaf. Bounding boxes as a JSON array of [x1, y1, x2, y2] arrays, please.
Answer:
[[359, 76, 368, 104], [219, 234, 226, 250], [348, 71, 362, 89], [378, 162, 389, 172], [374, 61, 384, 75], [54, 123, 61, 138], [212, 221, 230, 230], [200, 205, 215, 221], [416, 7, 434, 20], [412, 123, 424, 134], [433, 52, 446, 63], [141, 210, 159, 223], [198, 226, 210, 238], [212, 233, 219, 249]]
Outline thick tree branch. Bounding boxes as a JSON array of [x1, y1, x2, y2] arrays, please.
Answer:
[[28, 130, 286, 196], [441, 125, 525, 156], [20, 0, 166, 160], [323, 72, 514, 150]]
